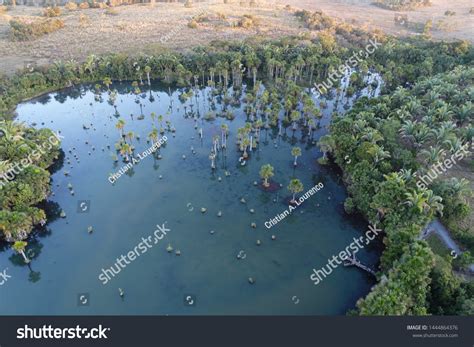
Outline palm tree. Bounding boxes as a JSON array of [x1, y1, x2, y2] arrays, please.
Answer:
[[103, 77, 112, 91], [150, 112, 157, 125], [259, 164, 274, 188], [120, 143, 132, 162], [443, 137, 463, 154], [13, 241, 30, 264], [290, 110, 300, 131], [454, 102, 472, 126], [221, 124, 229, 148], [242, 138, 250, 158], [115, 119, 125, 138], [361, 129, 383, 144], [318, 135, 335, 162], [307, 118, 316, 137], [445, 178, 471, 203], [209, 152, 216, 169], [126, 131, 135, 146], [372, 146, 391, 164], [291, 147, 302, 166], [399, 120, 417, 140], [403, 190, 427, 214], [148, 127, 159, 145], [144, 66, 152, 86], [423, 190, 444, 217], [0, 121, 26, 142], [288, 179, 304, 204], [420, 146, 446, 166]]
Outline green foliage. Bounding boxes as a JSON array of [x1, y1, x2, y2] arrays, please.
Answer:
[[357, 242, 434, 315], [373, 0, 431, 11], [428, 255, 473, 315]]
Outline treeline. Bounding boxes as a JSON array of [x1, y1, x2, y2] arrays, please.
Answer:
[[327, 64, 473, 315]]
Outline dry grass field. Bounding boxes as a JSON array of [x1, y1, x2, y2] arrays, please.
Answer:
[[0, 0, 472, 75]]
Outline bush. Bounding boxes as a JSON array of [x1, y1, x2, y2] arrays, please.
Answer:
[[344, 197, 355, 214], [105, 8, 118, 16], [444, 10, 456, 16], [79, 13, 90, 27], [79, 2, 90, 9], [294, 10, 335, 30], [373, 0, 431, 11], [238, 14, 258, 28], [43, 7, 62, 17], [184, 0, 192, 8], [65, 2, 78, 10], [9, 19, 65, 41], [188, 19, 198, 29]]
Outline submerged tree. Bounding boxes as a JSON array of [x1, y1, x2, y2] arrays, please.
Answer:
[[13, 240, 30, 264], [291, 147, 302, 166], [288, 179, 304, 203], [259, 164, 274, 188]]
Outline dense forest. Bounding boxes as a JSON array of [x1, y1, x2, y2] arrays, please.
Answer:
[[0, 14, 473, 314]]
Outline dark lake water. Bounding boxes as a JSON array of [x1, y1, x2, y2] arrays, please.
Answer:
[[0, 74, 383, 315]]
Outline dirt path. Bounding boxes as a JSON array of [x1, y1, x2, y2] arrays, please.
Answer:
[[421, 219, 474, 273]]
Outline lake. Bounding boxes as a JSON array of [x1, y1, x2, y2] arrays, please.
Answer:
[[0, 73, 383, 315]]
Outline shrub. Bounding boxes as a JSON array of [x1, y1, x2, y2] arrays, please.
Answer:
[[79, 13, 90, 26], [9, 19, 65, 41], [444, 10, 456, 16], [184, 0, 192, 8], [295, 10, 335, 30], [373, 0, 431, 11], [43, 6, 61, 17], [65, 2, 78, 10], [79, 2, 90, 9], [344, 197, 355, 214], [188, 19, 198, 28], [105, 8, 118, 16], [238, 14, 258, 28]]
